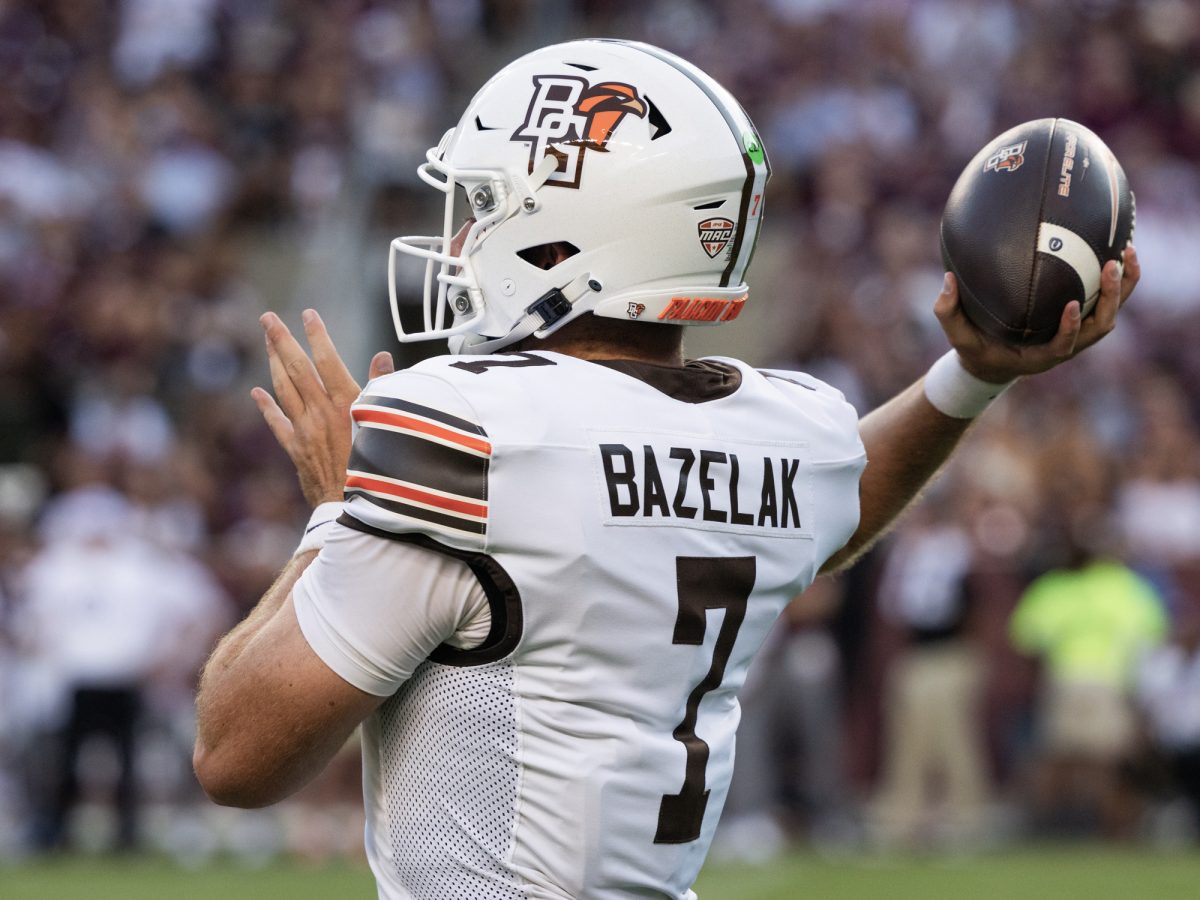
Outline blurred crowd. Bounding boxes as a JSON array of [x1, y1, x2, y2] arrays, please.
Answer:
[[1, 0, 1199, 863]]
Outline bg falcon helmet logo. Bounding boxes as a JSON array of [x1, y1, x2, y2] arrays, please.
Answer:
[[512, 75, 647, 188], [985, 140, 1028, 173]]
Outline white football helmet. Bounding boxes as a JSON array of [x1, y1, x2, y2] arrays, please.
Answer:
[[389, 39, 771, 355]]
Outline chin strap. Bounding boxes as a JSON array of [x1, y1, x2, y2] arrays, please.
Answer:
[[452, 272, 601, 356], [529, 271, 600, 328], [526, 271, 601, 335]]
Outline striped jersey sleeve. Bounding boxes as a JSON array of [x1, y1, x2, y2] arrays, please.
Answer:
[[343, 371, 490, 549]]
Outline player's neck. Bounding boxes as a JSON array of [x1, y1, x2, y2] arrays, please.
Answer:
[[541, 339, 685, 367], [517, 315, 686, 367]]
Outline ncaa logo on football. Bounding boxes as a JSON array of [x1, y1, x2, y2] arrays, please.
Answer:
[[985, 140, 1028, 173], [512, 75, 647, 189], [698, 218, 735, 258]]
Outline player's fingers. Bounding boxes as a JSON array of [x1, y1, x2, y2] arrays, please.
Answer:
[[262, 314, 305, 417], [1119, 243, 1140, 306], [368, 351, 395, 381], [251, 385, 295, 450], [302, 309, 360, 406], [1088, 260, 1123, 339], [1044, 300, 1082, 361], [263, 312, 324, 406]]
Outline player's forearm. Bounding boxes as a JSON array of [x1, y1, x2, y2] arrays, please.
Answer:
[[193, 552, 317, 795], [200, 551, 316, 678], [195, 666, 356, 809], [821, 379, 973, 572], [194, 547, 380, 808]]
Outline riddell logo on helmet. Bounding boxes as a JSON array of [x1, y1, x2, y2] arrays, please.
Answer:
[[658, 294, 747, 323], [984, 141, 1028, 173], [512, 75, 647, 189]]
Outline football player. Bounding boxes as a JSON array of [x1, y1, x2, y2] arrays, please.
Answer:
[[194, 39, 1138, 898]]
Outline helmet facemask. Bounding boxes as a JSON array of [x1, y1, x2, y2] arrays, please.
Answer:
[[388, 133, 563, 347]]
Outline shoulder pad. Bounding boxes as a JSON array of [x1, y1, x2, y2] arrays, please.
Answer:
[[344, 369, 490, 550], [755, 366, 864, 464]]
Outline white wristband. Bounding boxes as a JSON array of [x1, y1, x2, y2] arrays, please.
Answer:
[[294, 501, 344, 556], [923, 350, 1014, 419]]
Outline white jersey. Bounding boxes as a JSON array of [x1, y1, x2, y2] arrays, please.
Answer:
[[307, 350, 864, 899]]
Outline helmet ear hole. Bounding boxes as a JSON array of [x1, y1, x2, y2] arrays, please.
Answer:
[[517, 241, 581, 271]]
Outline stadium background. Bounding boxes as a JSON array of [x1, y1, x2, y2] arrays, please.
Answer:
[[3, 0, 1200, 896]]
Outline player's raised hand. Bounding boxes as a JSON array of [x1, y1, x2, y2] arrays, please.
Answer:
[[252, 309, 394, 507], [935, 244, 1140, 385]]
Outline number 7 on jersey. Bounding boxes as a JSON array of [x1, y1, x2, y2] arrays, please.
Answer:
[[655, 556, 756, 844]]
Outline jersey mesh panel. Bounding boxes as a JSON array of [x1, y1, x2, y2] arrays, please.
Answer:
[[379, 659, 523, 899]]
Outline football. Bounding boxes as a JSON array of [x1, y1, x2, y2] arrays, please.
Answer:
[[940, 118, 1135, 345]]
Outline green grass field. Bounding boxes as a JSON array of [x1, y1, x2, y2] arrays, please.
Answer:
[[5, 848, 1200, 900]]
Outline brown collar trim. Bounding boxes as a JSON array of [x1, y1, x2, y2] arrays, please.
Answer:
[[591, 358, 743, 404]]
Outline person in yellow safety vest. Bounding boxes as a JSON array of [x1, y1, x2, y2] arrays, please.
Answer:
[[1011, 542, 1167, 838]]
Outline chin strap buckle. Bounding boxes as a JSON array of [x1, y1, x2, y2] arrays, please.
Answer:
[[523, 272, 602, 331], [526, 288, 573, 328]]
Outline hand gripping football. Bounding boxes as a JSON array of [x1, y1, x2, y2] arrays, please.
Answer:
[[940, 118, 1135, 344]]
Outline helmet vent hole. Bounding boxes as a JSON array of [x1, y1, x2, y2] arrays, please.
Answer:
[[693, 199, 725, 211], [517, 241, 581, 270], [646, 96, 672, 140], [565, 62, 598, 71]]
